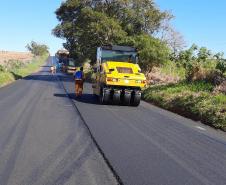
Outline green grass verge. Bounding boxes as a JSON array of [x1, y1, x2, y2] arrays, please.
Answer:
[[143, 81, 226, 130], [0, 54, 48, 87], [0, 72, 15, 85]]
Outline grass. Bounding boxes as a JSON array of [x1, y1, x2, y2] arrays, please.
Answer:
[[143, 81, 226, 130], [160, 60, 186, 80], [0, 54, 48, 87], [0, 72, 15, 85]]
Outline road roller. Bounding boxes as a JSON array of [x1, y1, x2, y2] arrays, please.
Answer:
[[92, 45, 146, 106]]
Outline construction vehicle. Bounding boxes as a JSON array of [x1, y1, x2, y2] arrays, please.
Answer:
[[56, 49, 69, 71], [55, 49, 78, 74], [92, 45, 146, 106], [62, 58, 78, 74]]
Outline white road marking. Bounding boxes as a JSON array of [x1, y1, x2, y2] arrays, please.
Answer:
[[195, 126, 206, 131], [64, 104, 72, 107]]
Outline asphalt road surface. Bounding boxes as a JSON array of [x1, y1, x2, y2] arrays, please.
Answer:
[[0, 57, 117, 185], [58, 58, 226, 185], [1, 56, 226, 185]]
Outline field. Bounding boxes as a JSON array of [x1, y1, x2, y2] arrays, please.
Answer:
[[0, 51, 48, 87], [0, 51, 33, 65]]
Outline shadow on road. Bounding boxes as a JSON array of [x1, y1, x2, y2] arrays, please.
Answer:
[[10, 72, 23, 80], [54, 93, 99, 105], [23, 75, 57, 82], [58, 75, 74, 82], [40, 65, 52, 67], [39, 70, 51, 73]]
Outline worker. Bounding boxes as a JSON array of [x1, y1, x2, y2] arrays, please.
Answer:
[[50, 66, 54, 74], [54, 65, 57, 73], [74, 67, 84, 97]]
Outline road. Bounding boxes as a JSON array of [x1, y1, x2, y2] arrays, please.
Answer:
[[0, 57, 117, 185], [59, 59, 226, 185], [1, 56, 226, 185]]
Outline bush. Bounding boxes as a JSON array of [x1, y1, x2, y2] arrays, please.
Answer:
[[9, 60, 24, 70], [143, 81, 226, 129], [216, 60, 226, 74], [0, 65, 5, 72]]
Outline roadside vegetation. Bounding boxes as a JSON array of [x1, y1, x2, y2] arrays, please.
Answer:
[[143, 81, 226, 129], [53, 0, 225, 129], [0, 41, 49, 87], [144, 45, 226, 129]]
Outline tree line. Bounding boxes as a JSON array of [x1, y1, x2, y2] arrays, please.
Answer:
[[53, 0, 172, 71], [26, 41, 49, 56], [53, 0, 225, 78]]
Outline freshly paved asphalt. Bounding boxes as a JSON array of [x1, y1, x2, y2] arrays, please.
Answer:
[[0, 57, 117, 185], [1, 56, 226, 185], [59, 58, 226, 185]]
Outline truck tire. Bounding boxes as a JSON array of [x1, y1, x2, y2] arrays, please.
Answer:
[[99, 88, 110, 104], [113, 90, 121, 104], [123, 91, 131, 105], [131, 91, 141, 106]]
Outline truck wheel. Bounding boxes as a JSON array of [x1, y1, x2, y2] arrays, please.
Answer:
[[99, 88, 110, 104], [123, 91, 131, 105], [113, 90, 121, 104], [131, 91, 141, 106]]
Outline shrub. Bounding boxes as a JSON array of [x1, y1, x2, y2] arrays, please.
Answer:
[[0, 65, 5, 72], [9, 60, 24, 70], [216, 59, 226, 74]]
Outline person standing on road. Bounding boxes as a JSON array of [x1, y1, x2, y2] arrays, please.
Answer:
[[50, 65, 55, 74], [74, 67, 84, 97]]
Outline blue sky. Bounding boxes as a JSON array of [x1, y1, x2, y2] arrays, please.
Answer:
[[0, 0, 63, 55], [156, 0, 226, 54], [0, 0, 225, 55]]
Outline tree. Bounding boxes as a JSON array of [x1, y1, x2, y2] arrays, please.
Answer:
[[53, 0, 172, 64], [176, 44, 199, 81], [197, 47, 211, 63], [161, 26, 186, 57], [26, 41, 49, 56], [133, 34, 170, 74]]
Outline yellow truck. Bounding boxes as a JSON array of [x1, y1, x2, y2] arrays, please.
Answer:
[[92, 45, 146, 106]]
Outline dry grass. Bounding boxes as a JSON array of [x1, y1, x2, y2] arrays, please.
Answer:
[[0, 51, 33, 65]]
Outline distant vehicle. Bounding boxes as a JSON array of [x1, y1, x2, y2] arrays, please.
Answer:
[[56, 49, 69, 70], [92, 45, 146, 106], [62, 58, 78, 74]]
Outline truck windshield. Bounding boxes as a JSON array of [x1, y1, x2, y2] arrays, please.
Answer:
[[68, 60, 75, 66], [101, 50, 137, 63]]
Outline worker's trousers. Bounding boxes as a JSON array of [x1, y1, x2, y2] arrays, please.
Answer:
[[75, 79, 83, 97]]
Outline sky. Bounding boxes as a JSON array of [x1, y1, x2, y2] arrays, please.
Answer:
[[0, 0, 225, 55], [155, 0, 226, 54], [0, 0, 63, 55]]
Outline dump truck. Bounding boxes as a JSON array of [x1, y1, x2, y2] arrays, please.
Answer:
[[92, 45, 146, 106], [62, 58, 78, 74], [56, 49, 69, 71]]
